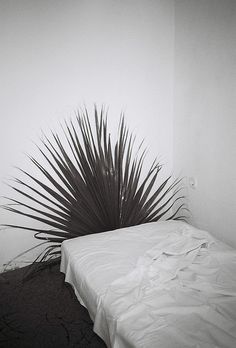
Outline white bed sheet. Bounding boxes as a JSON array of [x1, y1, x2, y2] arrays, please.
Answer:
[[60, 221, 236, 348]]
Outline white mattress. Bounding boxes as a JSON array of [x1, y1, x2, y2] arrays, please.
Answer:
[[60, 220, 236, 348]]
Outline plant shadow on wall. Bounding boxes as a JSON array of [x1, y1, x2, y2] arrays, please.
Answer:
[[2, 106, 187, 277]]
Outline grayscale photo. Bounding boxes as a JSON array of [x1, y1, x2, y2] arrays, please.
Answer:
[[0, 1, 235, 347]]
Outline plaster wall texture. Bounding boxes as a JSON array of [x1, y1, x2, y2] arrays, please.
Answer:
[[174, 0, 236, 246]]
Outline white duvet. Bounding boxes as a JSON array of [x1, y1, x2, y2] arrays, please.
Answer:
[[60, 221, 236, 348]]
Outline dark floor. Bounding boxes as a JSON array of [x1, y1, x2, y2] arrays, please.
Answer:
[[0, 264, 106, 348]]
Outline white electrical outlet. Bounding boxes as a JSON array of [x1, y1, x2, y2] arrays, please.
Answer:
[[189, 177, 197, 189]]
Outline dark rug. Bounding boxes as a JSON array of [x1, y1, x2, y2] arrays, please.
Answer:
[[0, 264, 106, 348]]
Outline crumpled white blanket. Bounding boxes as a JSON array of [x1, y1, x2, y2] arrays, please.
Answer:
[[93, 225, 236, 348]]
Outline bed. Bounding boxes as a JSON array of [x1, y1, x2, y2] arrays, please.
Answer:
[[60, 220, 236, 348]]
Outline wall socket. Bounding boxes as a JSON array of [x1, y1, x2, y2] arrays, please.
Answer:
[[188, 177, 197, 189]]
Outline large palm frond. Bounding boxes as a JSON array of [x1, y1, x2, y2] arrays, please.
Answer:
[[2, 107, 186, 265]]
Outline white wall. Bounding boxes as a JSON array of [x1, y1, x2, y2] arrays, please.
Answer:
[[174, 0, 236, 246], [1, 0, 235, 270], [0, 0, 175, 268]]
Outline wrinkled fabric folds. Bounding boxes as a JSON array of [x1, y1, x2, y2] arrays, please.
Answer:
[[61, 221, 236, 348]]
